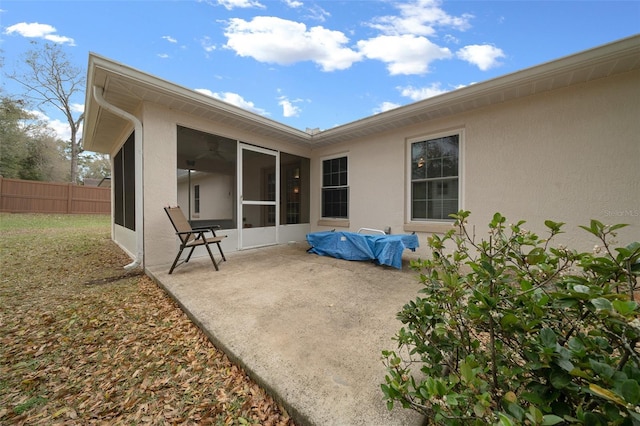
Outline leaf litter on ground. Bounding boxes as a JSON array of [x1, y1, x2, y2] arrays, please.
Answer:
[[0, 214, 295, 425]]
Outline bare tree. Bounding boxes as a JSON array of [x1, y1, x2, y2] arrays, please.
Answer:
[[6, 42, 85, 183]]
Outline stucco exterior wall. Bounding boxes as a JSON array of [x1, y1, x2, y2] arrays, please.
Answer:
[[142, 103, 179, 268], [109, 69, 638, 270], [113, 224, 136, 259], [309, 70, 640, 252], [463, 70, 639, 248]]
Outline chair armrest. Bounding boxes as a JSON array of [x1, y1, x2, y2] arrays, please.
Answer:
[[176, 228, 221, 240], [176, 230, 207, 240], [191, 225, 222, 237]]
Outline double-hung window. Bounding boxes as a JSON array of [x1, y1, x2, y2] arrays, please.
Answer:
[[411, 134, 459, 221], [321, 156, 348, 219]]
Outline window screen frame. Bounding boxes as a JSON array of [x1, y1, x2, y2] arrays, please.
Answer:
[[114, 132, 136, 231], [321, 154, 349, 219], [407, 130, 463, 223]]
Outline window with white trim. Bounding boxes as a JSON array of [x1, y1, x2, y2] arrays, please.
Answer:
[[194, 184, 200, 214], [321, 156, 348, 219], [411, 134, 459, 221]]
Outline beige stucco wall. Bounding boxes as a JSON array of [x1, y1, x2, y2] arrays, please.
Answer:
[[141, 103, 178, 268], [110, 69, 638, 270], [309, 70, 640, 254], [464, 70, 639, 248]]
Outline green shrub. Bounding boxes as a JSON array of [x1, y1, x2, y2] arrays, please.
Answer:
[[382, 211, 640, 425]]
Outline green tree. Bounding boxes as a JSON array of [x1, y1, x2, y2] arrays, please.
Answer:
[[0, 96, 30, 178], [5, 42, 85, 183], [0, 95, 68, 181], [19, 131, 68, 181], [78, 152, 110, 182]]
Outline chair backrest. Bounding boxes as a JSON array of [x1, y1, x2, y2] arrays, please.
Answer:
[[164, 206, 194, 243]]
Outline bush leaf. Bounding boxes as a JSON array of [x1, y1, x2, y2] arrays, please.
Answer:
[[621, 379, 640, 405]]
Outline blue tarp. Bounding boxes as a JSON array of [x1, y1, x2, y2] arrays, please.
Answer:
[[306, 231, 419, 269]]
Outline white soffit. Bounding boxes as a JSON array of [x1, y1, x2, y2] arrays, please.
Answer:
[[83, 34, 640, 153]]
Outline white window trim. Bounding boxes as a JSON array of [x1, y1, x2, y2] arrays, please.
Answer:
[[319, 152, 350, 222], [404, 129, 464, 232]]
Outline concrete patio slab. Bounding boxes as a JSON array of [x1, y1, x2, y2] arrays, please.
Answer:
[[146, 242, 427, 426]]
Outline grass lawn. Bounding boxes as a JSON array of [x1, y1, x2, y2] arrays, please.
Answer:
[[0, 213, 294, 425]]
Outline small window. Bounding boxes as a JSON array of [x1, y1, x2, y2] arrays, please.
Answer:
[[194, 184, 200, 214], [410, 134, 459, 221], [321, 156, 348, 219]]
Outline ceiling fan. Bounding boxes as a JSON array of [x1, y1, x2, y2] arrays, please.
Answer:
[[195, 140, 227, 161]]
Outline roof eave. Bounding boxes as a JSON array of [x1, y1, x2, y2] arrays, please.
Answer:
[[309, 34, 640, 146], [83, 53, 312, 153]]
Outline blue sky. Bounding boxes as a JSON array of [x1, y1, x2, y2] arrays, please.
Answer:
[[1, 0, 639, 142]]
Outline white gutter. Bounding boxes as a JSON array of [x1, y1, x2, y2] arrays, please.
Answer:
[[92, 85, 144, 271]]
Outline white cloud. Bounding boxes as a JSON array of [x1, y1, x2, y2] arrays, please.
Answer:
[[217, 0, 264, 10], [49, 119, 72, 141], [28, 109, 72, 141], [71, 103, 84, 114], [284, 0, 303, 8], [456, 44, 505, 70], [5, 22, 53, 37], [224, 16, 362, 72], [443, 34, 459, 44], [4, 22, 75, 45], [200, 36, 216, 53], [367, 0, 472, 36], [42, 34, 75, 44], [195, 89, 269, 116], [373, 102, 401, 114], [162, 35, 177, 43], [215, 1, 501, 78], [278, 96, 302, 117], [305, 4, 330, 22], [399, 83, 449, 101], [357, 0, 496, 75], [357, 34, 451, 75], [157, 53, 170, 59]]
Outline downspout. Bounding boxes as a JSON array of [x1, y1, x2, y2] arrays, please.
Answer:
[[92, 85, 144, 271]]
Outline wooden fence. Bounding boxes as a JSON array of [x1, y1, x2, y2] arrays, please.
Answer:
[[0, 177, 111, 214]]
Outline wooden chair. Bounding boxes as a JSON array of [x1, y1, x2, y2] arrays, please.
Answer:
[[164, 206, 226, 274]]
